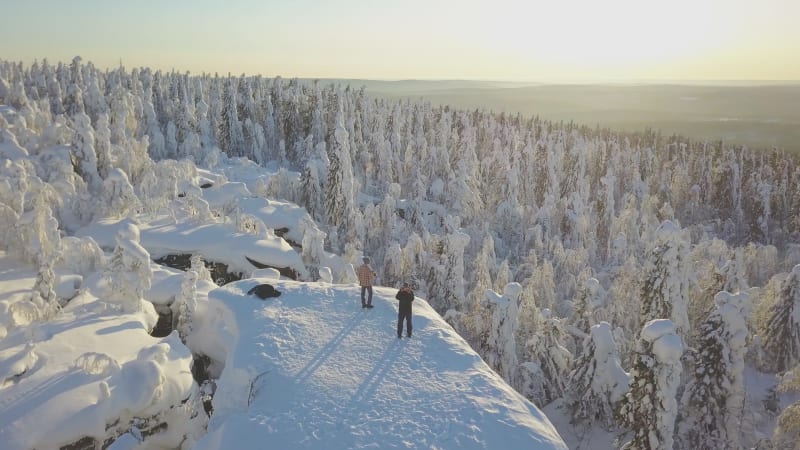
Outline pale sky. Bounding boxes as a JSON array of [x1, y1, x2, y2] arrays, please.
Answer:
[[1, 0, 798, 81]]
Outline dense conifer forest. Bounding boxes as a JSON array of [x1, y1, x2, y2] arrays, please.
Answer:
[[2, 57, 800, 448]]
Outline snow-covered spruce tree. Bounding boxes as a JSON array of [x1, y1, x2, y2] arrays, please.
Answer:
[[518, 310, 572, 407], [485, 283, 523, 383], [299, 154, 326, 223], [105, 223, 152, 313], [640, 220, 691, 338], [190, 253, 213, 283], [678, 291, 751, 450], [98, 168, 140, 219], [93, 112, 114, 179], [217, 77, 244, 156], [773, 365, 800, 449], [30, 255, 59, 320], [28, 195, 63, 319], [568, 277, 605, 351], [0, 159, 28, 216], [566, 322, 630, 430], [17, 182, 60, 264], [761, 264, 800, 373], [440, 215, 470, 313], [382, 242, 403, 288], [0, 202, 20, 254], [401, 232, 425, 289], [176, 270, 198, 340], [70, 111, 102, 191], [58, 236, 105, 277], [324, 107, 357, 252], [183, 186, 214, 223], [618, 319, 684, 450], [721, 247, 748, 293], [458, 234, 495, 350], [527, 257, 557, 313], [300, 217, 326, 270]]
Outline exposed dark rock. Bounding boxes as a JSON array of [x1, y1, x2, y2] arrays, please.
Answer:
[[245, 255, 298, 280], [247, 283, 281, 299], [61, 413, 170, 450], [60, 436, 95, 450], [191, 354, 216, 416], [273, 227, 301, 248], [200, 182, 213, 188], [153, 254, 244, 286], [150, 304, 173, 338]]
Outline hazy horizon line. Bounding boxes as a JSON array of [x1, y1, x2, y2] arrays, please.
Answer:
[[6, 58, 800, 87]]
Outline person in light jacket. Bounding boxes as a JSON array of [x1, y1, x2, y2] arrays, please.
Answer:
[[395, 282, 414, 338], [356, 256, 376, 308]]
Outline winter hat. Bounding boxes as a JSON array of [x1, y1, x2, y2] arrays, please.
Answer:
[[402, 282, 410, 288], [363, 256, 371, 264]]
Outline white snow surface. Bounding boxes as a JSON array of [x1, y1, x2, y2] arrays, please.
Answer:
[[76, 216, 309, 279], [641, 319, 683, 364], [194, 279, 567, 450], [0, 260, 194, 450]]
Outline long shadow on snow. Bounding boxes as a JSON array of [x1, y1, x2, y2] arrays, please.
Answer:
[[348, 338, 403, 406], [294, 310, 366, 384]]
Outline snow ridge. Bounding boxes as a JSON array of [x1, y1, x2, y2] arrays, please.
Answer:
[[194, 279, 567, 450]]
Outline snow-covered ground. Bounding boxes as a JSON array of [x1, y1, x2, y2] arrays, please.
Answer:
[[0, 205, 567, 449], [195, 278, 566, 449], [0, 258, 199, 449]]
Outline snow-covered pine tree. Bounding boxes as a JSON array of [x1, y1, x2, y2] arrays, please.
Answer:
[[618, 319, 684, 450], [566, 321, 630, 430], [762, 264, 800, 372], [678, 291, 750, 449]]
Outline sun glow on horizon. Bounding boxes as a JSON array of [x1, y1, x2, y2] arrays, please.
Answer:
[[0, 0, 798, 82]]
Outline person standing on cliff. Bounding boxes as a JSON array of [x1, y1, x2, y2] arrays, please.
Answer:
[[356, 256, 376, 308], [395, 282, 414, 338]]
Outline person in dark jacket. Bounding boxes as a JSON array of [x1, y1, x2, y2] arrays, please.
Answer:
[[395, 282, 414, 338]]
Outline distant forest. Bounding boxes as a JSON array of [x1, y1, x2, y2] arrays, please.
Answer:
[[2, 58, 800, 448], [350, 79, 800, 154]]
